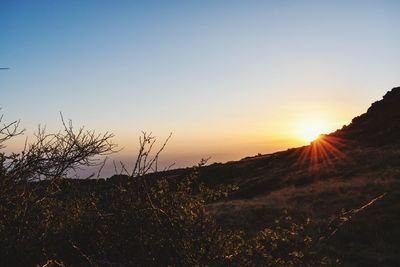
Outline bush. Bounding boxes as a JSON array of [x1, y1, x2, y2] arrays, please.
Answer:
[[0, 114, 337, 266]]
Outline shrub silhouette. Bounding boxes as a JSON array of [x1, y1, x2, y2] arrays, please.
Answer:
[[0, 114, 337, 266]]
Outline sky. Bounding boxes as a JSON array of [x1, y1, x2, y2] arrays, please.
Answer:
[[1, 0, 400, 174]]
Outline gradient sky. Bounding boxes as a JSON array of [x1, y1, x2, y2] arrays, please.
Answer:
[[1, 0, 400, 173]]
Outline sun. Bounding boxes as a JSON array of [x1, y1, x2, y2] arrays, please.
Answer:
[[297, 119, 329, 143], [302, 128, 323, 143]]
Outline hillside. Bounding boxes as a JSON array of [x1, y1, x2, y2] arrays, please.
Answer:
[[332, 86, 400, 146], [203, 87, 400, 266], [108, 87, 400, 266], [2, 87, 399, 266]]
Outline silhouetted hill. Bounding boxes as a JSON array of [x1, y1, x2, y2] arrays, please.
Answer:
[[5, 87, 400, 266], [126, 87, 400, 266], [331, 86, 400, 146], [81, 87, 400, 266]]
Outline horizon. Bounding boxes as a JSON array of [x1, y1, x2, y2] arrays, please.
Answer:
[[2, 0, 400, 175]]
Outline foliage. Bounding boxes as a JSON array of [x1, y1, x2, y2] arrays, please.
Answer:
[[244, 214, 338, 266], [0, 114, 338, 266]]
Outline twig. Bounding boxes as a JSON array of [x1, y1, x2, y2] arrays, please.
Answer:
[[327, 192, 388, 239]]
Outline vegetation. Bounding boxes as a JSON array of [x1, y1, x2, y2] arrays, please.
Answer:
[[0, 114, 339, 266]]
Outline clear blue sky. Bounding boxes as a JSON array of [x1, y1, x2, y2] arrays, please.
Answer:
[[1, 0, 400, 171]]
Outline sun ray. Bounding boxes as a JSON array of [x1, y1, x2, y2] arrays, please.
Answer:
[[292, 134, 353, 174]]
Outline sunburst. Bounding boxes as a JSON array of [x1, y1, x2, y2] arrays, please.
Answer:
[[292, 135, 352, 174]]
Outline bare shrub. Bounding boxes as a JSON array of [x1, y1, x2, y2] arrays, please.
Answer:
[[0, 113, 338, 266]]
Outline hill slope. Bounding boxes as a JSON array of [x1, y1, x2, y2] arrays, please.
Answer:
[[331, 86, 400, 146], [128, 87, 400, 266], [203, 87, 400, 266], [104, 87, 400, 266]]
